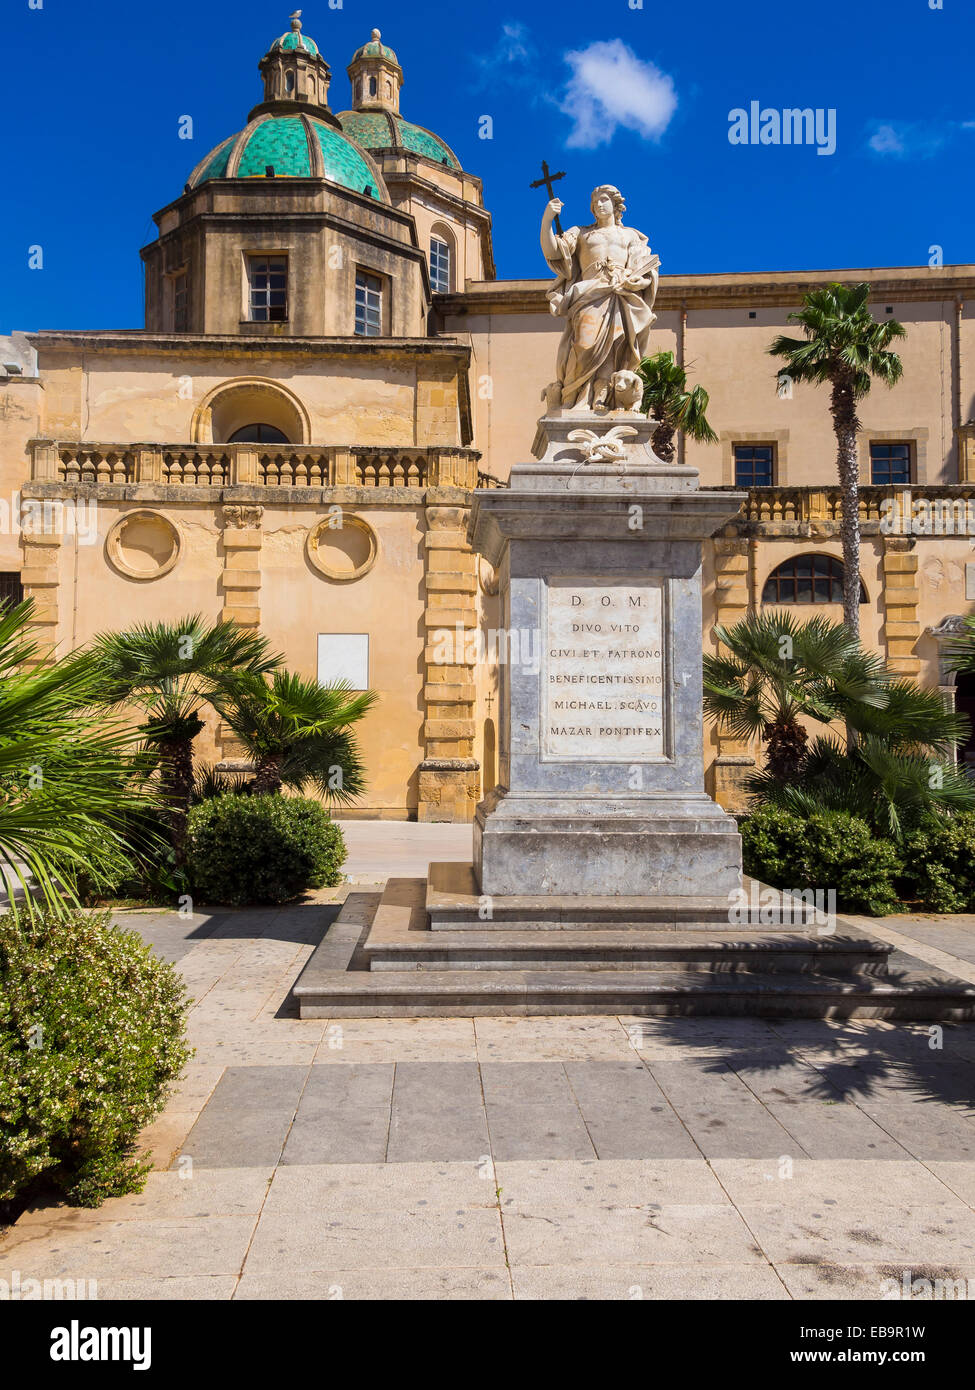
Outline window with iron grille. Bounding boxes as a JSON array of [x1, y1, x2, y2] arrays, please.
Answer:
[[430, 236, 452, 294], [248, 256, 288, 322], [762, 555, 866, 605], [355, 270, 383, 336], [173, 273, 189, 332], [870, 441, 912, 486], [734, 443, 774, 487], [0, 573, 24, 609]]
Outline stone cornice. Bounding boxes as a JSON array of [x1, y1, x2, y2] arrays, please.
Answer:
[[438, 265, 975, 314], [26, 331, 473, 363]]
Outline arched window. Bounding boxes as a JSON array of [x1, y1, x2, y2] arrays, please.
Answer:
[[430, 233, 452, 294], [369, 76, 377, 96], [228, 423, 291, 444], [762, 555, 866, 605], [285, 69, 295, 93]]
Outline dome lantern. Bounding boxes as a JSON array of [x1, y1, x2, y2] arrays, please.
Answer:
[[347, 28, 403, 115], [251, 11, 339, 127]]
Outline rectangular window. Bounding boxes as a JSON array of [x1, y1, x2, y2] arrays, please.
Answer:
[[430, 236, 451, 294], [0, 573, 24, 609], [734, 444, 774, 487], [355, 270, 383, 336], [173, 273, 188, 332], [317, 634, 369, 690], [870, 441, 911, 485], [248, 256, 288, 322]]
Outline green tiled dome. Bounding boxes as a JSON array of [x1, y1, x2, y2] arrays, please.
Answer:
[[269, 28, 319, 56], [351, 35, 399, 66], [187, 115, 388, 200], [336, 110, 461, 171]]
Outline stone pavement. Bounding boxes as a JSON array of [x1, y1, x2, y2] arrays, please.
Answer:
[[335, 820, 472, 882], [6, 889, 975, 1300]]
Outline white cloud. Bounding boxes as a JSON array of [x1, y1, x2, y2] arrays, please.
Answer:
[[559, 39, 677, 150], [868, 124, 906, 155]]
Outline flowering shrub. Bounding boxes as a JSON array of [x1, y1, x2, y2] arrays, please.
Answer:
[[0, 910, 191, 1207], [185, 794, 346, 905]]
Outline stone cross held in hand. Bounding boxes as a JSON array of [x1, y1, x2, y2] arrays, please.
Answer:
[[530, 160, 566, 235]]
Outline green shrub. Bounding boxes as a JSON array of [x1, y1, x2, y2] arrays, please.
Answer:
[[740, 805, 902, 916], [185, 794, 346, 906], [0, 910, 191, 1207], [899, 812, 975, 913]]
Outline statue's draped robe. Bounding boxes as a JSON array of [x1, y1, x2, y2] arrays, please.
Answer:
[[545, 224, 660, 408]]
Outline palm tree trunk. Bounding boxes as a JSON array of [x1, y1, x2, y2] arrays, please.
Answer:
[[158, 736, 195, 863], [763, 719, 809, 782], [830, 374, 861, 639], [651, 420, 676, 463], [251, 755, 283, 795]]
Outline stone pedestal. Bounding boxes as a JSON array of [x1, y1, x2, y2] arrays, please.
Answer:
[[466, 410, 747, 901]]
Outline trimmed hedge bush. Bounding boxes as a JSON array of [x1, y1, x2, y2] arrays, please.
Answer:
[[0, 910, 191, 1207], [185, 794, 346, 906], [899, 812, 975, 913], [740, 806, 903, 916]]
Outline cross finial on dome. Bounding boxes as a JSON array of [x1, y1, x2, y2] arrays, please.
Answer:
[[290, 10, 302, 31]]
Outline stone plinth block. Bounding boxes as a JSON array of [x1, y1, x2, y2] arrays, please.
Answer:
[[463, 420, 746, 901]]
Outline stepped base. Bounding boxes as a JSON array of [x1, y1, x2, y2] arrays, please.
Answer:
[[427, 863, 823, 931], [290, 879, 975, 1021]]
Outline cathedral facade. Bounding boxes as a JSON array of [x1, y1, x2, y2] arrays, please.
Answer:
[[2, 17, 974, 819]]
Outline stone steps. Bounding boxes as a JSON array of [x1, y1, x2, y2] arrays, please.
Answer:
[[365, 927, 891, 975], [290, 882, 975, 1021]]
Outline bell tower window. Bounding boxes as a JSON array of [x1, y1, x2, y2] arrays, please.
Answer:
[[248, 255, 288, 322], [355, 270, 383, 336], [430, 235, 452, 294]]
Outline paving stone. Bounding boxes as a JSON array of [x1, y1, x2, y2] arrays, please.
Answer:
[[474, 1017, 635, 1061], [663, 1097, 805, 1160], [502, 1204, 764, 1267], [264, 1161, 498, 1212], [710, 1158, 960, 1206], [855, 1101, 975, 1160], [243, 1208, 506, 1272], [494, 1158, 729, 1208], [313, 1018, 478, 1064], [563, 1061, 700, 1158], [0, 1217, 259, 1280], [281, 1065, 394, 1165], [15, 1169, 274, 1226], [91, 1276, 239, 1300], [736, 1202, 975, 1266], [234, 1269, 511, 1299], [481, 1063, 596, 1160], [775, 1262, 975, 1300], [178, 1065, 309, 1167], [387, 1062, 490, 1162], [766, 1100, 911, 1160], [510, 1264, 787, 1300]]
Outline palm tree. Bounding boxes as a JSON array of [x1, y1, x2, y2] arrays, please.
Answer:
[[703, 611, 889, 780], [90, 616, 280, 855], [211, 670, 377, 800], [0, 600, 160, 914], [769, 283, 905, 636], [636, 351, 718, 463]]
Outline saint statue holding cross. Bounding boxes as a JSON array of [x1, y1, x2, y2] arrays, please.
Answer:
[[538, 182, 660, 412]]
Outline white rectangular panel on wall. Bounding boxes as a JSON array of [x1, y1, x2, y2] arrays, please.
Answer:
[[318, 634, 369, 690]]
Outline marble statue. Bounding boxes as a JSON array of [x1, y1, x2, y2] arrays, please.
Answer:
[[541, 185, 659, 412]]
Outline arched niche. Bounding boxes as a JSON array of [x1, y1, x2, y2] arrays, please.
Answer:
[[191, 378, 311, 445]]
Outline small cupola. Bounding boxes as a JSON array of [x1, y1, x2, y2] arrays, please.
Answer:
[[347, 28, 403, 114], [250, 12, 340, 127]]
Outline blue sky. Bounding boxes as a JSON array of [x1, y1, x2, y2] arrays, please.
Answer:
[[3, 0, 972, 332]]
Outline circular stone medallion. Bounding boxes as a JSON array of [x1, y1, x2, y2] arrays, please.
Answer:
[[306, 513, 378, 581], [106, 511, 181, 581]]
